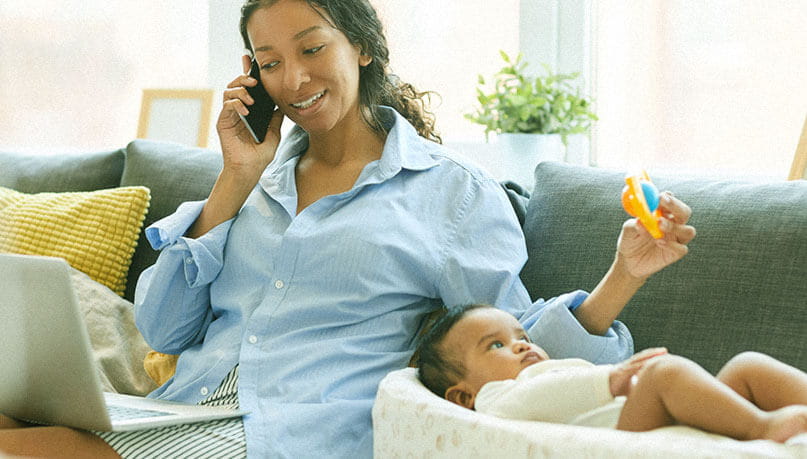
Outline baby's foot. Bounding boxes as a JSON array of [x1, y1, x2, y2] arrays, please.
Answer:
[[761, 406, 807, 443]]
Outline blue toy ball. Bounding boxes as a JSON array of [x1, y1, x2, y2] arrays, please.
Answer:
[[641, 182, 660, 212]]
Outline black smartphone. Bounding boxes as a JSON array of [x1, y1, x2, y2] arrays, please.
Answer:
[[238, 59, 275, 143]]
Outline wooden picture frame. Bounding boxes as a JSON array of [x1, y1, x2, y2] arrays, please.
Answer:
[[788, 115, 807, 180], [137, 89, 214, 148]]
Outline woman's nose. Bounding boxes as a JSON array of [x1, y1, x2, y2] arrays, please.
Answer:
[[283, 59, 310, 91]]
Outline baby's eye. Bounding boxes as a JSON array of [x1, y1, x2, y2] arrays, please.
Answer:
[[488, 341, 503, 350], [519, 335, 531, 343], [304, 45, 324, 55]]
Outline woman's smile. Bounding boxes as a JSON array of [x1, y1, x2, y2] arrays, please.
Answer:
[[290, 90, 326, 112]]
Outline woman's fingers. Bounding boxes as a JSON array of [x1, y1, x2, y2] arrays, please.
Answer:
[[658, 216, 697, 245], [659, 191, 692, 224], [223, 74, 260, 110], [223, 87, 253, 107], [226, 73, 258, 89]]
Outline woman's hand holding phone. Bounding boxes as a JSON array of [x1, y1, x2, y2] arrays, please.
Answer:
[[216, 55, 284, 187], [188, 56, 285, 238]]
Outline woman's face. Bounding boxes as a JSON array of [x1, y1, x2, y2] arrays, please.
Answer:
[[246, 0, 371, 135]]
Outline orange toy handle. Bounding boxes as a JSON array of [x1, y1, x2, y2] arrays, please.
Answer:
[[621, 170, 664, 239]]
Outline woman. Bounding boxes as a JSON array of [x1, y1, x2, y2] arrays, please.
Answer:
[[0, 0, 695, 457]]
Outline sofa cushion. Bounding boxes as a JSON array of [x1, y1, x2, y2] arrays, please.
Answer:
[[120, 140, 222, 300], [0, 186, 150, 296], [0, 149, 124, 193], [521, 161, 807, 373]]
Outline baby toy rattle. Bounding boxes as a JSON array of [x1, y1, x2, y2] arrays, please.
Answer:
[[621, 170, 664, 239]]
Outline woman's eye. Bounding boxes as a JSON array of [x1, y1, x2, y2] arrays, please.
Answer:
[[488, 341, 503, 350], [260, 61, 279, 71], [304, 45, 324, 55]]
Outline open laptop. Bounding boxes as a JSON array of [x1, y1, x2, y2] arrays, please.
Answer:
[[0, 253, 248, 432]]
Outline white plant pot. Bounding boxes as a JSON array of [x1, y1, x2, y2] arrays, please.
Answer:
[[495, 133, 564, 190]]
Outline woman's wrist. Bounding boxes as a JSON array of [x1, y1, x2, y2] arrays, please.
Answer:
[[611, 252, 651, 286], [188, 169, 257, 238], [573, 255, 647, 335]]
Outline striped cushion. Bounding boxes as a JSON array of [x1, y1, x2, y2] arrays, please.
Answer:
[[0, 186, 150, 296]]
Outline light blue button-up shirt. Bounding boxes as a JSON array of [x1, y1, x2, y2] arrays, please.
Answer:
[[134, 107, 632, 458]]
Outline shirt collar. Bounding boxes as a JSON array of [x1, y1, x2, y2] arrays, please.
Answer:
[[265, 106, 438, 181], [259, 107, 440, 214], [375, 106, 439, 175]]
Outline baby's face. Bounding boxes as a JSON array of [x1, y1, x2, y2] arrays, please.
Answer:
[[443, 308, 550, 395]]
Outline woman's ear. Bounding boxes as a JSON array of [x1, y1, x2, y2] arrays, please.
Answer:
[[242, 54, 253, 75], [445, 383, 476, 410], [359, 54, 373, 67]]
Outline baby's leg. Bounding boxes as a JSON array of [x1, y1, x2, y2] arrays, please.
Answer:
[[717, 351, 807, 410], [616, 355, 771, 440]]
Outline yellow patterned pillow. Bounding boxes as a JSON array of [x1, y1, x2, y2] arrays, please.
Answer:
[[0, 186, 150, 296]]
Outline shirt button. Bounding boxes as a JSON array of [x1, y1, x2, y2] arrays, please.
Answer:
[[185, 257, 193, 265], [200, 386, 209, 396], [248, 335, 258, 344], [275, 280, 284, 289]]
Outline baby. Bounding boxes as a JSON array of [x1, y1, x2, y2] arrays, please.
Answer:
[[415, 304, 807, 443]]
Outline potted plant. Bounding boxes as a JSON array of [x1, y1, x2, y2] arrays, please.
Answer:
[[465, 51, 597, 188]]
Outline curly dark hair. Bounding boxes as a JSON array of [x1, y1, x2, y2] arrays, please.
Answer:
[[415, 304, 492, 398], [239, 0, 441, 143]]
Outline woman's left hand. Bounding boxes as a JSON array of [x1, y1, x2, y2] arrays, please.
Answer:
[[617, 192, 697, 279]]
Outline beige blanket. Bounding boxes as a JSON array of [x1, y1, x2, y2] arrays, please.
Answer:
[[68, 267, 157, 396]]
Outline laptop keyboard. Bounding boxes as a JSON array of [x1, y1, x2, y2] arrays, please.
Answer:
[[107, 404, 174, 421]]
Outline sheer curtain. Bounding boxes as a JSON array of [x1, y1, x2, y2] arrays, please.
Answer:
[[7, 1, 801, 179], [1, 1, 515, 158], [593, 0, 807, 179], [372, 0, 520, 144], [0, 1, 209, 154]]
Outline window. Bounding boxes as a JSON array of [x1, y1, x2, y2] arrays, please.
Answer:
[[593, 1, 807, 179], [0, 1, 209, 154], [372, 0, 520, 143], [6, 1, 801, 180]]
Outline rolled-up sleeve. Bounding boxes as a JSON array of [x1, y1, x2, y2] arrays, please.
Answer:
[[135, 200, 236, 353], [514, 296, 634, 364]]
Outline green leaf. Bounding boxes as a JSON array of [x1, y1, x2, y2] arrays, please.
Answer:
[[499, 50, 510, 63], [464, 51, 597, 135]]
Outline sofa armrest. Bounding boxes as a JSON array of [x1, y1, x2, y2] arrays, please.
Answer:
[[521, 162, 807, 373]]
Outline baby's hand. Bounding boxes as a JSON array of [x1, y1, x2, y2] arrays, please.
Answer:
[[609, 347, 667, 397]]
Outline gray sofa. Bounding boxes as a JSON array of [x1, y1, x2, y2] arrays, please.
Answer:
[[1, 140, 804, 374], [0, 140, 222, 302], [3, 140, 806, 457], [521, 162, 806, 374]]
